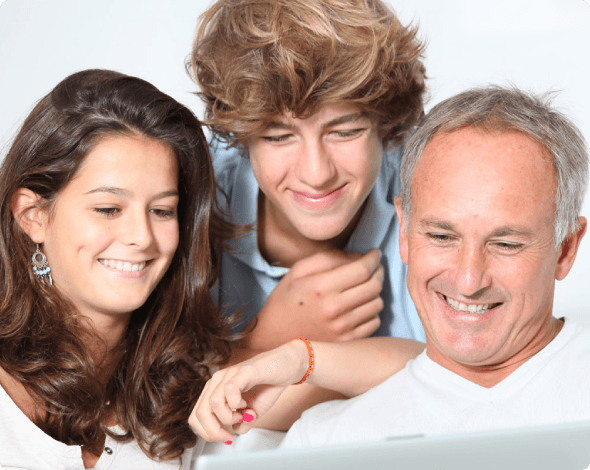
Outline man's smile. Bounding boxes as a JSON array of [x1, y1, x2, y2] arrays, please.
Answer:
[[442, 294, 503, 315]]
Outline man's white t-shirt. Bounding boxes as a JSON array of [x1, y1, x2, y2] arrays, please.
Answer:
[[283, 318, 590, 448]]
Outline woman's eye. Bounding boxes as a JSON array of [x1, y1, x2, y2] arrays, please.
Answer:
[[94, 207, 120, 218], [150, 208, 177, 219]]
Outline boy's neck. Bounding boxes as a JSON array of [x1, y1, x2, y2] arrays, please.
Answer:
[[257, 191, 363, 268]]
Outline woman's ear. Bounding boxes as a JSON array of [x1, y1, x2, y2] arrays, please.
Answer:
[[11, 188, 48, 243]]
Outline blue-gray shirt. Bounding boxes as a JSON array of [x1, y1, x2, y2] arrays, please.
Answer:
[[211, 139, 425, 341]]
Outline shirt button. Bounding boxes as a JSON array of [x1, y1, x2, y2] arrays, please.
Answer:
[[104, 446, 113, 455]]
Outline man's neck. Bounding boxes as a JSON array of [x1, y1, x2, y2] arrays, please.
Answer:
[[427, 317, 565, 388], [257, 191, 362, 268]]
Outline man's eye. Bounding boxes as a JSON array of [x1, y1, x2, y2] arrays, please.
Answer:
[[94, 207, 120, 218], [428, 233, 453, 243], [494, 242, 523, 252]]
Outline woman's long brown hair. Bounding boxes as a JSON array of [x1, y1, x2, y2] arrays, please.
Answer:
[[0, 69, 238, 460]]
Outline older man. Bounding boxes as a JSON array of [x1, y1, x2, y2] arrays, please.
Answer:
[[278, 85, 589, 447]]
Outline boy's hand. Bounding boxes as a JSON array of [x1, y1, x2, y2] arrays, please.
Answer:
[[244, 248, 384, 350]]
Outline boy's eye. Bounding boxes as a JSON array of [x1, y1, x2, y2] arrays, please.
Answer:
[[261, 134, 292, 143], [331, 128, 365, 139], [94, 207, 120, 217]]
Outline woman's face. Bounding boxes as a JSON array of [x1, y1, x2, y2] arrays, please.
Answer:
[[39, 135, 179, 325]]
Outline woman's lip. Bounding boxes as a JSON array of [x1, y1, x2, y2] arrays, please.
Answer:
[[288, 184, 347, 210], [98, 259, 149, 279]]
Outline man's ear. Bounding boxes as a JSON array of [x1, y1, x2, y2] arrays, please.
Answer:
[[394, 196, 409, 265], [555, 216, 587, 281], [11, 188, 48, 243]]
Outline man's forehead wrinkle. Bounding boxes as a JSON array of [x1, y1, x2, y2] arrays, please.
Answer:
[[490, 226, 535, 238]]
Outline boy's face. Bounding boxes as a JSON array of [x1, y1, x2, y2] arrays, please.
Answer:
[[248, 102, 383, 245]]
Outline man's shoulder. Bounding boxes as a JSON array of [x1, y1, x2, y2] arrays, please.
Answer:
[[548, 319, 590, 367]]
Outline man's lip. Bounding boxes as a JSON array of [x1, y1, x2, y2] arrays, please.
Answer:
[[438, 293, 503, 315]]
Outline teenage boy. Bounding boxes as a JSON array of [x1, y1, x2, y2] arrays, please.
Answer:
[[190, 0, 427, 350]]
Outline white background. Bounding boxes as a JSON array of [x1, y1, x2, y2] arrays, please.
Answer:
[[1, 0, 589, 322]]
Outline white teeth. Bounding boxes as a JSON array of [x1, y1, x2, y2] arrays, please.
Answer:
[[445, 296, 496, 314], [99, 259, 147, 272]]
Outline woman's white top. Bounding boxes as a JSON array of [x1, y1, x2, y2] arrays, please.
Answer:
[[0, 383, 204, 470]]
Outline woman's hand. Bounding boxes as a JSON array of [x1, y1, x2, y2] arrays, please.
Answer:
[[189, 341, 309, 444]]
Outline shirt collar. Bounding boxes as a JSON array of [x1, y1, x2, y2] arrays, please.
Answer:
[[227, 153, 290, 277], [227, 148, 398, 275]]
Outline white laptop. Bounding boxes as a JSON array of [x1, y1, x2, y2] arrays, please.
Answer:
[[196, 420, 590, 470]]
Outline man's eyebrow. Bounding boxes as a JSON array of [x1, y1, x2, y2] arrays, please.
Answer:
[[419, 219, 455, 231], [84, 187, 179, 199], [489, 226, 534, 238], [419, 219, 534, 237]]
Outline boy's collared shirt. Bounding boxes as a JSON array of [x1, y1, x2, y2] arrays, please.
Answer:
[[211, 139, 425, 341]]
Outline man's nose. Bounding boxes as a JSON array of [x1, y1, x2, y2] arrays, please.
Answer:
[[295, 141, 337, 189], [453, 242, 491, 297]]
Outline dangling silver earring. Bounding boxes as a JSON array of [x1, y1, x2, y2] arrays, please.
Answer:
[[32, 244, 52, 286]]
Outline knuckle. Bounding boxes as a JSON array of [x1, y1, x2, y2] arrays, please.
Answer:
[[208, 394, 225, 409], [224, 382, 238, 394], [322, 300, 340, 318], [372, 315, 382, 330], [374, 297, 384, 313], [331, 317, 349, 336], [194, 406, 208, 421], [313, 286, 327, 299], [358, 262, 373, 280], [368, 277, 383, 295]]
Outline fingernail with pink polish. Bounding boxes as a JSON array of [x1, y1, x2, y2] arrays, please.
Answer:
[[224, 440, 233, 445], [243, 412, 254, 423]]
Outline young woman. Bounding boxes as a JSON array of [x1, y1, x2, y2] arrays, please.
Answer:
[[0, 69, 239, 469]]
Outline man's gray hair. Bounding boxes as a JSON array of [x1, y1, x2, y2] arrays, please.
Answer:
[[400, 85, 589, 247]]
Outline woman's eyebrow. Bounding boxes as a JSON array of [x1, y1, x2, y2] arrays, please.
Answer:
[[85, 186, 130, 196], [84, 187, 179, 199]]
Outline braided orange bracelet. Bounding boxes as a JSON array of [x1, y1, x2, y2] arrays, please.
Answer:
[[292, 337, 315, 385]]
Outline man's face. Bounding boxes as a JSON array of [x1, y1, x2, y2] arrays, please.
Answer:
[[248, 102, 383, 245], [396, 127, 580, 374]]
